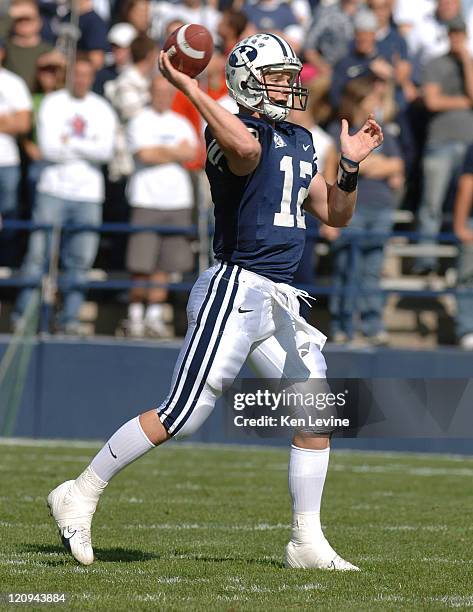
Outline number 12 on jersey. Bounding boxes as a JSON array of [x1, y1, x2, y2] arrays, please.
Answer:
[[273, 155, 312, 229]]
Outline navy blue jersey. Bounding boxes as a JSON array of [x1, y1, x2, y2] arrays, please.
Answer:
[[205, 115, 318, 283]]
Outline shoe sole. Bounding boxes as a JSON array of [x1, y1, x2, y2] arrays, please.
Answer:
[[285, 543, 359, 571]]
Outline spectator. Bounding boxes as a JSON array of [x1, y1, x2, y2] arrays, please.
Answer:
[[13, 57, 117, 333], [156, 18, 185, 49], [217, 8, 252, 54], [171, 44, 238, 170], [103, 33, 156, 185], [414, 16, 473, 274], [328, 75, 404, 344], [393, 0, 436, 38], [151, 0, 220, 43], [368, 0, 418, 104], [93, 22, 136, 96], [368, 0, 418, 172], [123, 73, 197, 337], [467, 0, 473, 50], [92, 0, 111, 24], [304, 0, 361, 75], [4, 0, 52, 90], [21, 49, 66, 210], [120, 0, 151, 36], [453, 141, 473, 348], [243, 0, 304, 54], [406, 0, 469, 78], [62, 0, 109, 71], [105, 33, 156, 123], [200, 45, 238, 130], [291, 0, 312, 32], [330, 9, 395, 109], [290, 76, 339, 309], [0, 36, 32, 261]]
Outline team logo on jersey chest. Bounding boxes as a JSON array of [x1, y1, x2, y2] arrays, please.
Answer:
[[273, 133, 287, 149]]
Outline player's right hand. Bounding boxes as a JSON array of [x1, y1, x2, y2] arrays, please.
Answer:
[[158, 50, 199, 98]]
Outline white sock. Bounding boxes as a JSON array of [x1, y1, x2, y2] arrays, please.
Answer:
[[145, 303, 164, 322], [289, 445, 330, 540], [90, 416, 155, 482], [129, 302, 144, 322], [72, 465, 108, 503]]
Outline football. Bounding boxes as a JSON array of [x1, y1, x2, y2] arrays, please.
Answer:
[[163, 24, 214, 78]]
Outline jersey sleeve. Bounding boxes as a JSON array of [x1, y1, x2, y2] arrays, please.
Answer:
[[234, 114, 271, 147], [204, 114, 270, 175]]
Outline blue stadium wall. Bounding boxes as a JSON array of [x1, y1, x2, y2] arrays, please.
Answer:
[[1, 336, 473, 455]]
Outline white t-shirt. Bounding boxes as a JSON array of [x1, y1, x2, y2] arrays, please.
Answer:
[[0, 68, 32, 167], [406, 13, 450, 67], [127, 108, 197, 210], [309, 124, 334, 176], [37, 89, 117, 202], [400, 3, 473, 58], [393, 0, 435, 28], [151, 1, 221, 42]]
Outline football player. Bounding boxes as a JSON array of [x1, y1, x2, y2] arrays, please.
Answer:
[[47, 33, 383, 570]]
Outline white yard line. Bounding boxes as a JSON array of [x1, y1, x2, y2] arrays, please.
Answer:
[[1, 437, 472, 463], [331, 463, 473, 477]]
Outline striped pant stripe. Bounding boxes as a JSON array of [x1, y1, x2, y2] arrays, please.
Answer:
[[159, 262, 225, 421], [159, 264, 240, 433], [170, 267, 241, 435]]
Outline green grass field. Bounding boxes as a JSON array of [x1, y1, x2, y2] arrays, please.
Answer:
[[1, 440, 473, 611]]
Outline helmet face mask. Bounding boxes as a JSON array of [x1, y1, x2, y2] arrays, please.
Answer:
[[259, 66, 308, 114], [226, 33, 309, 121]]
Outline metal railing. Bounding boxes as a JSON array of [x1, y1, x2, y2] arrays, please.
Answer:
[[0, 219, 470, 335]]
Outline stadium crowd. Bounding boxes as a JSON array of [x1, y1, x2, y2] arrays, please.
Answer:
[[0, 0, 473, 345]]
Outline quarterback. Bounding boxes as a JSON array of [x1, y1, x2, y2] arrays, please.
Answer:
[[47, 33, 383, 570]]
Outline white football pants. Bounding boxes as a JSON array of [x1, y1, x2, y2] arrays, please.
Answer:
[[157, 262, 328, 438]]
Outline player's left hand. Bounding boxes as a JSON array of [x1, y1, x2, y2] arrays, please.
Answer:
[[340, 114, 383, 163]]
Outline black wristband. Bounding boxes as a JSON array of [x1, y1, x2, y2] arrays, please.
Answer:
[[337, 159, 359, 193], [340, 155, 360, 170]]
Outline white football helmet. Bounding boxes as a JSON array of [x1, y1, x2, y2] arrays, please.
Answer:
[[226, 33, 309, 122]]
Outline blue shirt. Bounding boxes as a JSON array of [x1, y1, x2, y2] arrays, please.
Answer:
[[330, 50, 375, 108], [330, 38, 409, 112], [63, 10, 109, 51], [205, 115, 317, 283], [376, 25, 409, 64], [243, 2, 298, 32]]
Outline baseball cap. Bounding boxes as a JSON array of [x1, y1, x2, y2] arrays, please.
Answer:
[[353, 9, 379, 32], [108, 23, 137, 47], [446, 15, 467, 32]]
